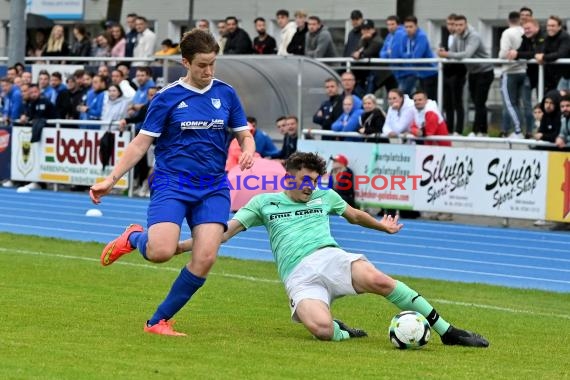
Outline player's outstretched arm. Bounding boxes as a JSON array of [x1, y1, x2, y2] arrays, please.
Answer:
[[89, 133, 154, 204], [342, 205, 403, 234], [176, 219, 246, 254]]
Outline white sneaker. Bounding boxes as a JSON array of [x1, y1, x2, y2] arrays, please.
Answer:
[[24, 182, 41, 190], [2, 180, 14, 188], [533, 220, 553, 226], [452, 132, 460, 136], [467, 132, 475, 137], [509, 132, 524, 139]]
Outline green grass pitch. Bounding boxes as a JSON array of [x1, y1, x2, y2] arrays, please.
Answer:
[[0, 233, 569, 379]]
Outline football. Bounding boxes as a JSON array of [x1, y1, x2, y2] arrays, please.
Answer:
[[389, 311, 431, 349]]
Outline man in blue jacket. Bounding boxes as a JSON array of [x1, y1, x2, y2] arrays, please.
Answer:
[[380, 15, 407, 91], [399, 16, 438, 99]]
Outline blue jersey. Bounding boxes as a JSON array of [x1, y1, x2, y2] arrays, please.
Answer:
[[141, 78, 248, 191]]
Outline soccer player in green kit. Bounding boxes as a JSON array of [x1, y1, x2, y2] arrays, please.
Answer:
[[177, 152, 489, 346]]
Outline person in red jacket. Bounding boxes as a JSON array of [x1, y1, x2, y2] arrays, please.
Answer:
[[410, 90, 451, 146]]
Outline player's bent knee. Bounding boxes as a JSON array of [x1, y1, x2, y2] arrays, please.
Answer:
[[191, 249, 218, 268], [146, 242, 177, 263]]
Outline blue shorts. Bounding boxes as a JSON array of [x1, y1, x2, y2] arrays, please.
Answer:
[[147, 188, 230, 231]]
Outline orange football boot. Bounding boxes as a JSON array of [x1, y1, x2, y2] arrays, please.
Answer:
[[144, 320, 187, 336], [100, 224, 144, 266]]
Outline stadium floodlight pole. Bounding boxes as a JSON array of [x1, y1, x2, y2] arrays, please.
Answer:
[[297, 56, 304, 140], [8, 0, 26, 66]]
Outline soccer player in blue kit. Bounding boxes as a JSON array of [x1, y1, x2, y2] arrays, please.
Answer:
[[89, 29, 255, 336]]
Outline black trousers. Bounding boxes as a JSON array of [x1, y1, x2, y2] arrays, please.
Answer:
[[443, 74, 466, 134], [467, 70, 494, 134]]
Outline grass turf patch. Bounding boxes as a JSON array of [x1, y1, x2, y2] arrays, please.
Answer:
[[0, 233, 569, 379]]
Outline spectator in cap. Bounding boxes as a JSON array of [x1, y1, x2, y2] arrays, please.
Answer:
[[344, 10, 364, 57], [330, 154, 356, 207]]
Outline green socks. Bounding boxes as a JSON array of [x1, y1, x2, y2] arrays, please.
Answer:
[[386, 281, 451, 336], [332, 320, 350, 341]]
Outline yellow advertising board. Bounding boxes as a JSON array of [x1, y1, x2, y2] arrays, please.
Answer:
[[546, 152, 570, 222]]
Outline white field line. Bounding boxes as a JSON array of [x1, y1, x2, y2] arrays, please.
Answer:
[[1, 247, 568, 320]]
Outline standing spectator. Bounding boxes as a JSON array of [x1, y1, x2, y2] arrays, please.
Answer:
[[195, 19, 210, 32], [66, 76, 84, 122], [332, 95, 364, 138], [111, 69, 136, 100], [50, 72, 72, 119], [410, 90, 451, 146], [399, 16, 438, 99], [305, 16, 337, 58], [276, 116, 298, 161], [252, 17, 277, 54], [510, 18, 545, 94], [116, 62, 138, 91], [438, 15, 494, 137], [216, 21, 227, 54], [37, 70, 56, 104], [26, 30, 47, 58], [276, 9, 297, 56], [1, 77, 24, 126], [155, 39, 179, 56], [223, 17, 253, 54], [127, 66, 155, 124], [286, 10, 308, 55], [340, 71, 364, 106], [313, 78, 343, 139], [78, 74, 107, 129], [246, 116, 281, 158], [379, 16, 407, 90], [535, 91, 561, 143], [15, 83, 30, 125], [92, 33, 112, 57], [343, 10, 363, 57], [125, 13, 138, 58], [110, 24, 127, 62], [98, 64, 112, 87], [532, 103, 543, 132], [442, 13, 467, 136], [358, 93, 387, 143], [499, 11, 532, 138], [351, 19, 388, 95], [101, 84, 129, 124], [535, 16, 570, 93], [42, 25, 69, 62], [70, 24, 91, 62], [555, 95, 570, 148], [133, 16, 157, 66], [383, 89, 415, 137]]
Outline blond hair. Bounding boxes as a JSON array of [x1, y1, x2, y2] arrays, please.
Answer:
[[46, 25, 65, 53]]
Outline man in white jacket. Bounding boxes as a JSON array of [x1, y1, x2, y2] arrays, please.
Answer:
[[133, 16, 157, 66], [276, 9, 297, 55]]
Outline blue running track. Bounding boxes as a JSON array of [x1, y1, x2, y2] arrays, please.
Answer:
[[0, 188, 569, 293]]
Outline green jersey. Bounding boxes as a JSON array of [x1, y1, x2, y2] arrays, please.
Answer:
[[233, 189, 348, 281]]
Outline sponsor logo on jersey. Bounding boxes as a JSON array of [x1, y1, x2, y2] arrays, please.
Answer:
[[180, 119, 225, 130]]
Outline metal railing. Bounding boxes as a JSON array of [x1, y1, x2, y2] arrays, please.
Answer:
[[302, 128, 558, 149], [6, 54, 568, 114]]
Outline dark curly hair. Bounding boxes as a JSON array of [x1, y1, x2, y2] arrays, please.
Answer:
[[285, 152, 327, 175]]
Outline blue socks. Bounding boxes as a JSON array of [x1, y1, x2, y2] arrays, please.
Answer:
[[128, 231, 148, 260], [148, 267, 205, 326]]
